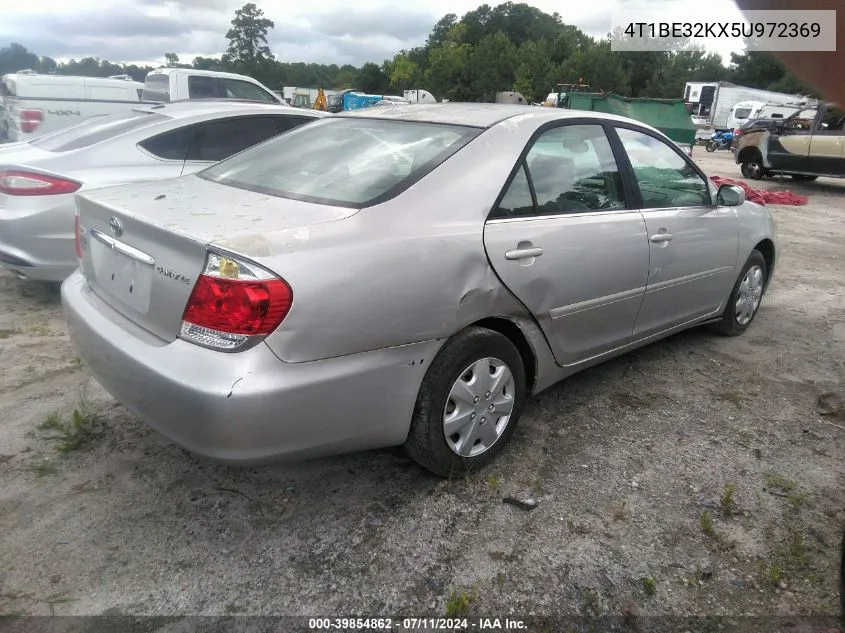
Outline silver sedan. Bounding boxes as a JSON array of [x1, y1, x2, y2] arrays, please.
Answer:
[[62, 104, 777, 476], [0, 101, 327, 282]]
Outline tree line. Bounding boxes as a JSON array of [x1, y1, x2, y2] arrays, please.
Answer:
[[0, 1, 819, 103]]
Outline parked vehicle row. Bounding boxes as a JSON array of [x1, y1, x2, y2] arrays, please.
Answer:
[[0, 101, 324, 281], [48, 103, 777, 476], [0, 68, 287, 144]]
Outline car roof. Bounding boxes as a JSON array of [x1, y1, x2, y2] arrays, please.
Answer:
[[147, 68, 269, 82], [338, 102, 661, 131], [133, 100, 327, 120]]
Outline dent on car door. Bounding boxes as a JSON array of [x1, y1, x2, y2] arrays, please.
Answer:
[[613, 126, 739, 338], [483, 123, 650, 367]]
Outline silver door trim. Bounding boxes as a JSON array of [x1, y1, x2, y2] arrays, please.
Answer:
[[487, 208, 637, 224], [644, 266, 734, 294], [550, 286, 647, 319]]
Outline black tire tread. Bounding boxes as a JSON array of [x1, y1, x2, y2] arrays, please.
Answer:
[[709, 249, 767, 337], [404, 326, 526, 478]]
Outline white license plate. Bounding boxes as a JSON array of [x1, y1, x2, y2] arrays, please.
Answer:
[[90, 233, 154, 314]]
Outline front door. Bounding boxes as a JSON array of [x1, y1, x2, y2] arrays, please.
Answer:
[[483, 123, 650, 367], [612, 126, 739, 338]]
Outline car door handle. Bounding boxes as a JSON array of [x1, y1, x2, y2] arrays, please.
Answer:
[[649, 233, 673, 243], [505, 247, 544, 260]]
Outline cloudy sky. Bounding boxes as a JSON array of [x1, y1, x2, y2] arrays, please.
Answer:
[[0, 0, 747, 67]]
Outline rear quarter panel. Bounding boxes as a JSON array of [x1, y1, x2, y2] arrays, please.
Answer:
[[232, 117, 544, 364]]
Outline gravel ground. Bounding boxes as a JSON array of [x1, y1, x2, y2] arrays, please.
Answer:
[[0, 150, 842, 626]]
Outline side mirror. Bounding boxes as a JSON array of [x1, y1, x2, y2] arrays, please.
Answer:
[[717, 184, 745, 206]]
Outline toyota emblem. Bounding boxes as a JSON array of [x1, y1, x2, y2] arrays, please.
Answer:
[[109, 217, 123, 237]]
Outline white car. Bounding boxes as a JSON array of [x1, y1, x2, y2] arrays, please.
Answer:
[[0, 100, 326, 282]]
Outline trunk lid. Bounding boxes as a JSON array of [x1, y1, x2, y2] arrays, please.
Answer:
[[76, 174, 358, 342]]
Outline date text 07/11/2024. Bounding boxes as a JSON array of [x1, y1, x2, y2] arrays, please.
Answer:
[[307, 617, 527, 630]]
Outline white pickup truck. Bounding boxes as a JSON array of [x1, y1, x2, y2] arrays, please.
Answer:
[[1, 72, 144, 142], [0, 68, 287, 143], [141, 68, 286, 105]]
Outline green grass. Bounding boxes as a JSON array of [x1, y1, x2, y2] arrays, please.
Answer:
[[764, 472, 796, 492], [641, 576, 657, 596], [38, 382, 103, 453], [720, 484, 737, 516], [700, 511, 716, 538], [445, 586, 477, 617], [486, 476, 500, 492], [31, 460, 58, 478]]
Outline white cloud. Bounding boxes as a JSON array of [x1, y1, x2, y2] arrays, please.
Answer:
[[0, 0, 746, 66]]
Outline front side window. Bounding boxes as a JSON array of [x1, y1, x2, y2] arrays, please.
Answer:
[[220, 78, 277, 102], [733, 107, 752, 120], [188, 75, 219, 99], [200, 118, 480, 207], [818, 106, 845, 132], [525, 124, 625, 214], [616, 127, 711, 209]]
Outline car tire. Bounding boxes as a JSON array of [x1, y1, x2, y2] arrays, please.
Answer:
[[404, 326, 526, 477], [709, 250, 767, 336], [791, 174, 818, 181]]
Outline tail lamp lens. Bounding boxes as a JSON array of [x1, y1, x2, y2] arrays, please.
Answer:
[[180, 252, 292, 351]]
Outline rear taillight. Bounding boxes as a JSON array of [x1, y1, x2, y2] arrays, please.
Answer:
[[180, 252, 292, 351], [0, 170, 81, 196], [18, 109, 43, 133]]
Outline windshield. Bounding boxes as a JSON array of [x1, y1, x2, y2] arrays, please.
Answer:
[[32, 109, 166, 152], [199, 117, 480, 207]]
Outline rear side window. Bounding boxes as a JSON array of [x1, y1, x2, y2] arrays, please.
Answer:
[[219, 78, 276, 102], [275, 114, 316, 133], [143, 74, 170, 102], [188, 75, 219, 99], [32, 110, 166, 152], [139, 124, 197, 161], [733, 107, 752, 119], [188, 116, 284, 162], [199, 118, 480, 207]]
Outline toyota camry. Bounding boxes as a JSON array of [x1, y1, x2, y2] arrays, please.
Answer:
[[61, 103, 777, 476]]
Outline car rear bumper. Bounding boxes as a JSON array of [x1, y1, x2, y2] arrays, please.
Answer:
[[61, 271, 440, 464], [0, 195, 77, 282]]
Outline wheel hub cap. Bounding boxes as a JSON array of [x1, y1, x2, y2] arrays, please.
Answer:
[[735, 264, 764, 325], [443, 357, 515, 457]]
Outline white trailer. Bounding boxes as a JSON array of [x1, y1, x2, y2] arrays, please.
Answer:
[[403, 89, 437, 104], [683, 81, 806, 141]]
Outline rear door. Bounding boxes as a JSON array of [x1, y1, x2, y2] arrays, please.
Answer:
[[807, 105, 845, 175], [483, 122, 649, 367], [182, 116, 288, 172], [768, 108, 817, 170], [612, 125, 739, 338]]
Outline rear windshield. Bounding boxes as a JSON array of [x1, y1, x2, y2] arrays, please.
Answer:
[[199, 118, 480, 207], [32, 109, 166, 152]]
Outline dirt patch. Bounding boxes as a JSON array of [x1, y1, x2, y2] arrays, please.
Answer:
[[0, 150, 842, 621]]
